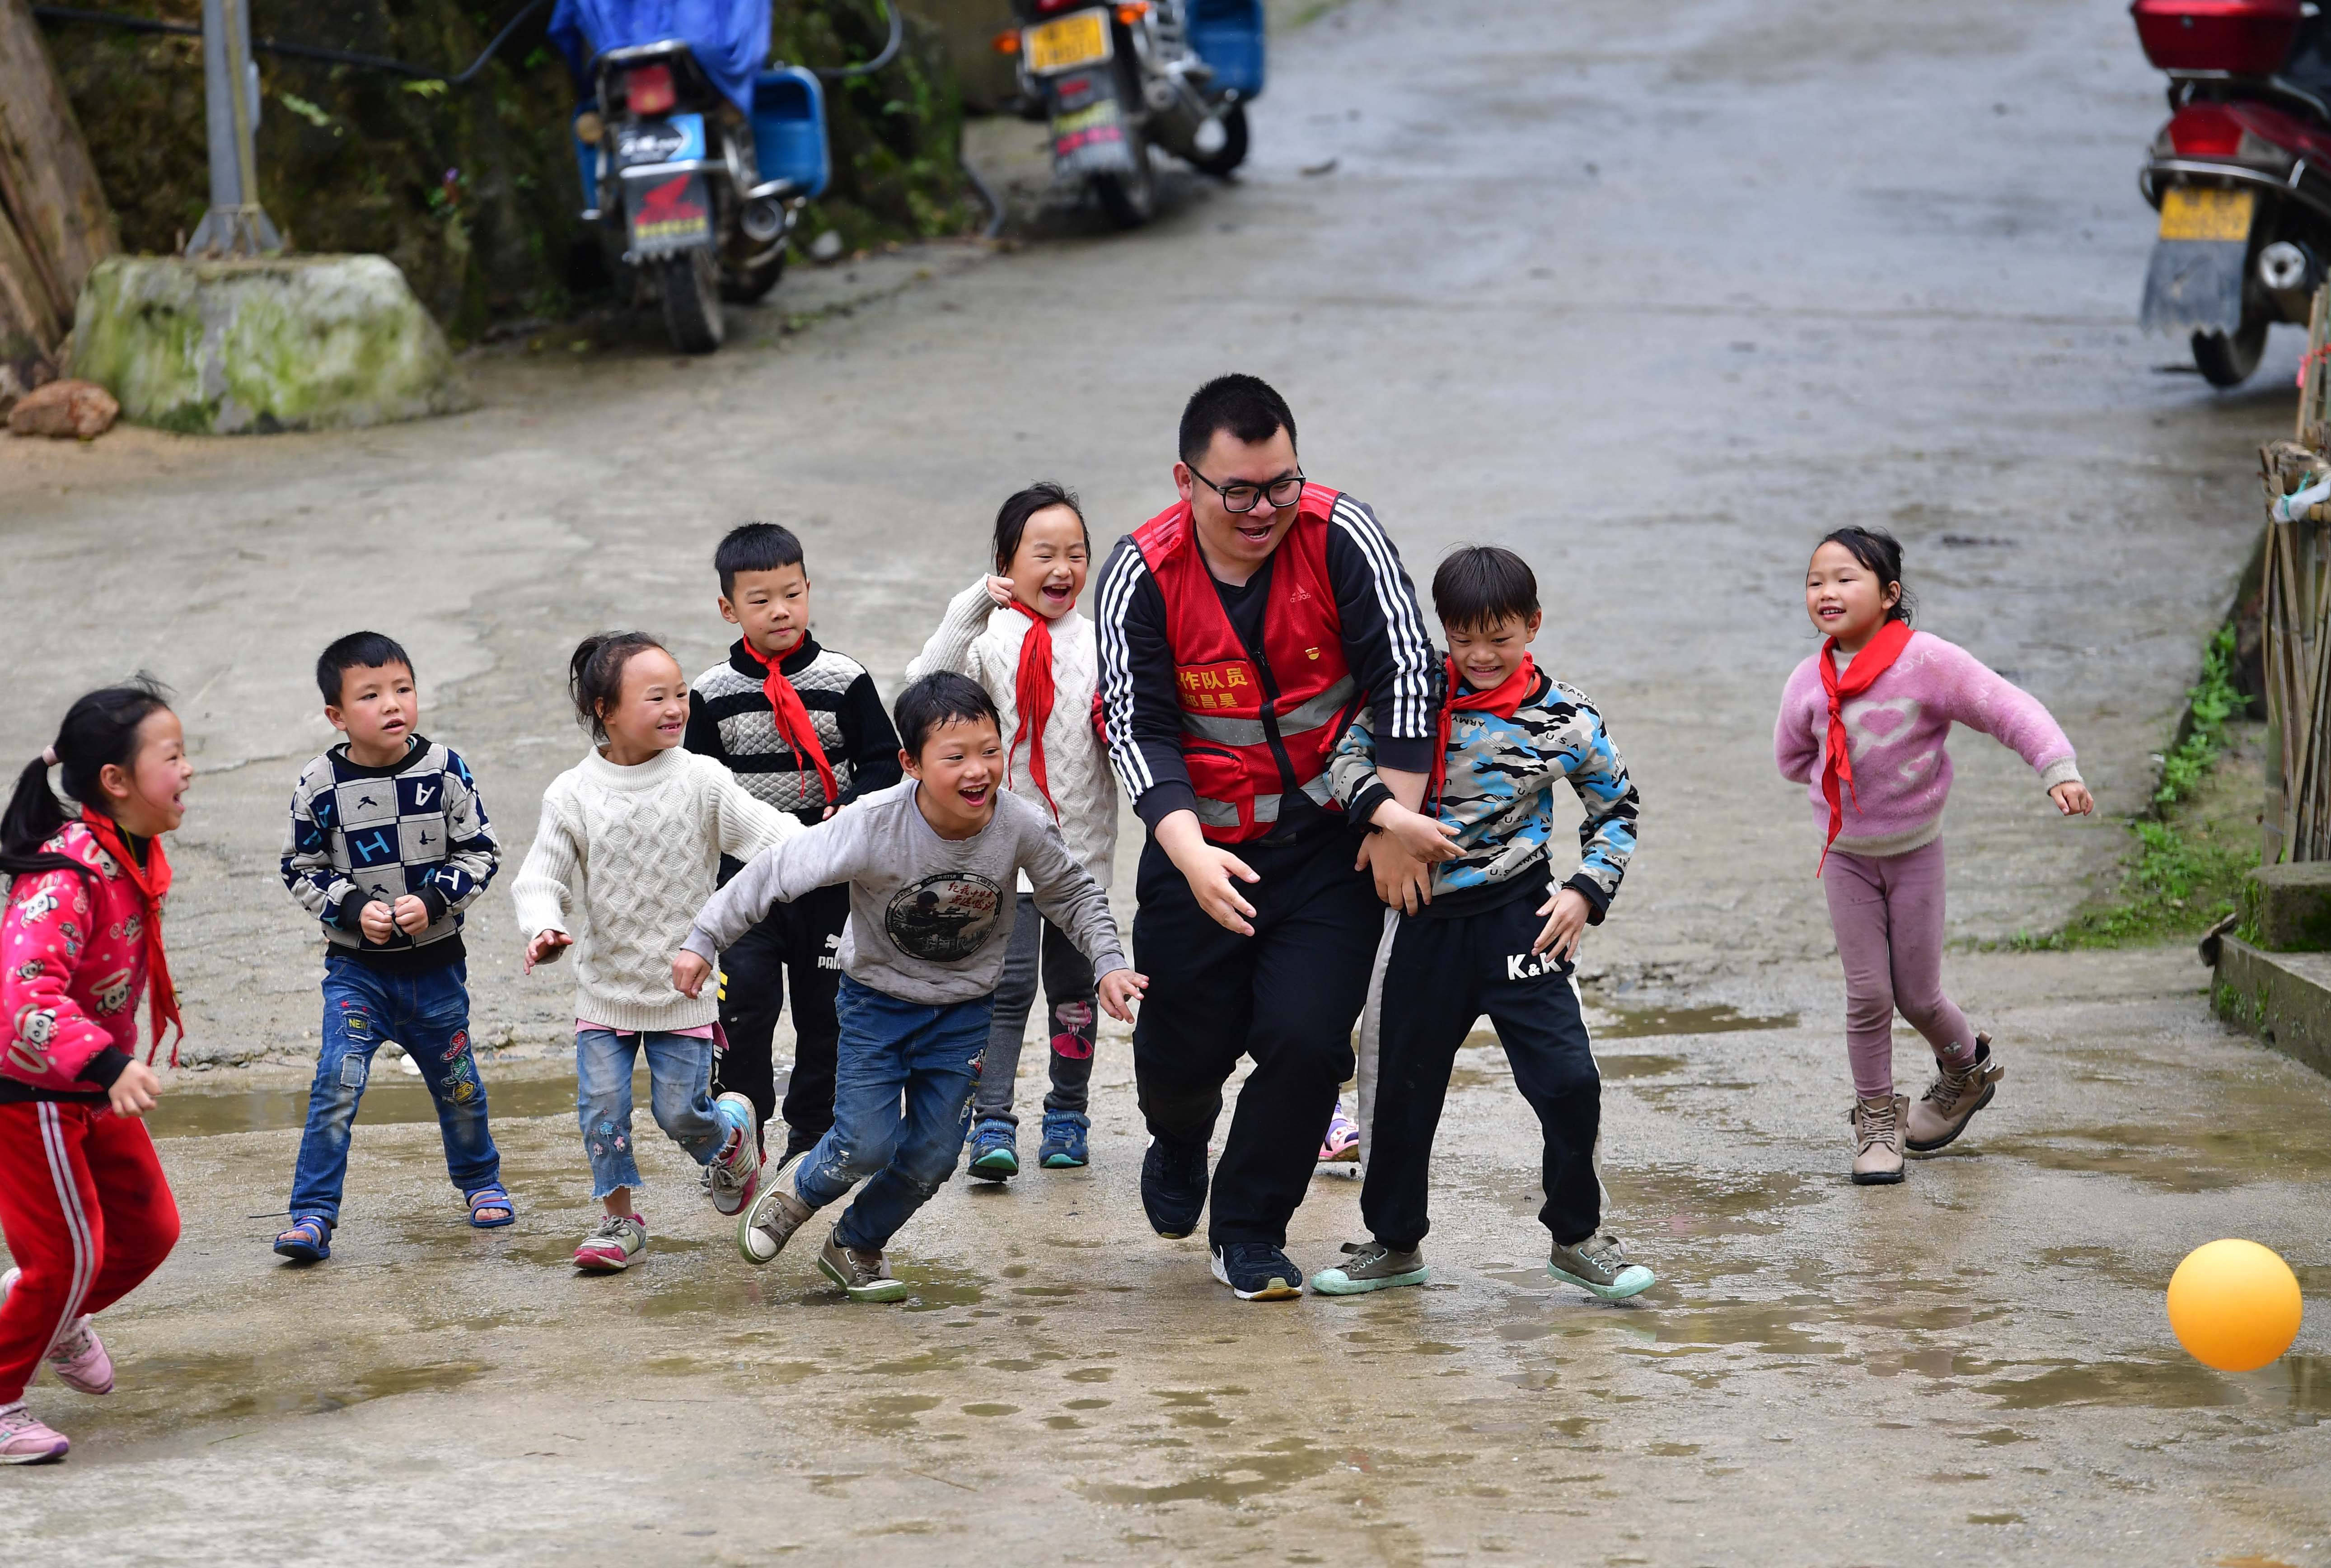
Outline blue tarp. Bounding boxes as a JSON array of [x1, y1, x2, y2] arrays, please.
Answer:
[[548, 0, 770, 113]]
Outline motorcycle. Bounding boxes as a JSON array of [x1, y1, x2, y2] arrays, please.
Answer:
[[2135, 0, 2331, 386], [551, 0, 832, 354], [1000, 0, 1264, 229]]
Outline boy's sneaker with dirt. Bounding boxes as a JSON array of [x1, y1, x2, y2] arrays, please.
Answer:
[[1211, 1241, 1305, 1302], [706, 1092, 763, 1216], [1905, 1034, 2003, 1153], [1310, 1239, 1429, 1296], [0, 1268, 112, 1396], [966, 1118, 1019, 1181], [1547, 1232, 1656, 1301], [1038, 1109, 1090, 1169], [736, 1181, 815, 1265], [1849, 1093, 1908, 1184], [817, 1229, 911, 1302], [1140, 1132, 1210, 1239], [0, 1403, 67, 1464], [574, 1212, 647, 1273]]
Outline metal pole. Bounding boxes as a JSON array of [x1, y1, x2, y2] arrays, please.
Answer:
[[186, 0, 281, 256]]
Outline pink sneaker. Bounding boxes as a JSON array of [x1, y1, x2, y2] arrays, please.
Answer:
[[2, 1266, 116, 1395], [1318, 1101, 1360, 1163], [0, 1404, 68, 1464]]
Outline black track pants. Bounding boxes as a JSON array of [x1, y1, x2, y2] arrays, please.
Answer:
[[714, 881, 849, 1154], [1131, 828, 1381, 1249], [1361, 891, 1603, 1251]]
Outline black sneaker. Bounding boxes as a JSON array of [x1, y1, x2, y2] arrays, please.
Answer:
[[1140, 1133, 1210, 1239], [1211, 1241, 1304, 1302]]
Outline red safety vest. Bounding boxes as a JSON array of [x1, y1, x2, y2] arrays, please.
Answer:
[[1132, 484, 1362, 844]]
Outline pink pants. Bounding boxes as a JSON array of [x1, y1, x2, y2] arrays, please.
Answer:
[[1821, 839, 1978, 1101]]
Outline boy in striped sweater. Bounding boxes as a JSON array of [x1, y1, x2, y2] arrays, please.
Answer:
[[274, 632, 507, 1262], [686, 523, 903, 1163]]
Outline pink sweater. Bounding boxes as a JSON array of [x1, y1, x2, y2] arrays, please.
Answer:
[[1774, 630, 2081, 857]]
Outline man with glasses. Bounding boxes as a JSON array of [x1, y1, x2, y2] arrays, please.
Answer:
[[1096, 373, 1438, 1301]]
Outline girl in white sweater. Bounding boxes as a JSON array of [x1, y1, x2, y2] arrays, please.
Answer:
[[511, 632, 797, 1273], [907, 483, 1117, 1177]]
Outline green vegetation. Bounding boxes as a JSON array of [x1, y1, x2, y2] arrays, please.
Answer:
[[2009, 625, 2257, 951]]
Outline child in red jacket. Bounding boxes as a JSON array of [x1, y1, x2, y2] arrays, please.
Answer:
[[0, 679, 191, 1464]]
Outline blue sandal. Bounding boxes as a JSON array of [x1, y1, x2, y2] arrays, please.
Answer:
[[273, 1216, 331, 1263], [465, 1183, 516, 1229]]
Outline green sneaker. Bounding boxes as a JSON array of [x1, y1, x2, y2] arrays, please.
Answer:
[[817, 1229, 910, 1302], [1547, 1232, 1655, 1301], [1310, 1239, 1429, 1296]]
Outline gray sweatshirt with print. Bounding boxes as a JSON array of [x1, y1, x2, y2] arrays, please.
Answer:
[[683, 780, 1127, 1006]]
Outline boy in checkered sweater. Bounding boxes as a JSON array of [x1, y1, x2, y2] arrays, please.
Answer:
[[272, 631, 509, 1264], [686, 523, 903, 1162]]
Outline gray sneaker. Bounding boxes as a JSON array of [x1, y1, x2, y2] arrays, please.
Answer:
[[1547, 1232, 1655, 1301], [573, 1212, 647, 1274], [1310, 1239, 1429, 1296], [817, 1229, 910, 1302], [736, 1180, 814, 1266]]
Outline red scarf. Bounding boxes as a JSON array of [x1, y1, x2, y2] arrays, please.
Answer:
[[1006, 602, 1058, 819], [739, 639, 838, 806], [1429, 655, 1538, 810], [77, 809, 181, 1067], [1816, 619, 1914, 873]]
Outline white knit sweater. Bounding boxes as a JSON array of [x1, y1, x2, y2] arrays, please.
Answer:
[[510, 746, 798, 1032], [908, 579, 1117, 891]]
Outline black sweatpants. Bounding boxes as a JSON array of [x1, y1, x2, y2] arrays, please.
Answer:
[[1362, 891, 1603, 1251], [714, 880, 849, 1154], [1131, 826, 1381, 1249]]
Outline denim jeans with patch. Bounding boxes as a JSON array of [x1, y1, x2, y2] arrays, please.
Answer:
[[794, 976, 993, 1252], [287, 955, 501, 1225], [575, 1029, 724, 1200]]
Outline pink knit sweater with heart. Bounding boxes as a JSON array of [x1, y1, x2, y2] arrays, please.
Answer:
[[1774, 630, 2082, 858]]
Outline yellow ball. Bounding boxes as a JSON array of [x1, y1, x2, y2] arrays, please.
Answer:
[[2167, 1239, 2304, 1373]]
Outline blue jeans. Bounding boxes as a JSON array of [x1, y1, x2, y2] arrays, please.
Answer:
[[795, 976, 993, 1251], [287, 956, 500, 1225], [576, 1029, 724, 1200]]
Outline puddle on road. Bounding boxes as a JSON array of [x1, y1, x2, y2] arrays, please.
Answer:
[[133, 1351, 486, 1423], [1986, 1119, 2331, 1191], [148, 1073, 587, 1138], [1081, 1436, 1345, 1506], [1585, 1004, 1797, 1039]]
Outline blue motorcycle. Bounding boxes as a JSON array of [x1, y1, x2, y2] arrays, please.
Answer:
[[1004, 0, 1264, 228], [551, 0, 836, 352]]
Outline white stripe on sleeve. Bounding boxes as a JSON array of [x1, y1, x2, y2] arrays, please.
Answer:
[[1330, 495, 1437, 739]]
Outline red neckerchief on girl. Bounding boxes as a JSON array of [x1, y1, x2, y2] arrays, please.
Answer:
[[738, 638, 838, 806], [1006, 600, 1058, 819], [1429, 654, 1538, 811], [1816, 619, 1915, 874], [77, 808, 182, 1066]]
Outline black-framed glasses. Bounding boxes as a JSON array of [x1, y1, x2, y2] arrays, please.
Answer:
[[1189, 467, 1305, 514]]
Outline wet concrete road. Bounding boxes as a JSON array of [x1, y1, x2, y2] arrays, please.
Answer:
[[2, 0, 2326, 1560]]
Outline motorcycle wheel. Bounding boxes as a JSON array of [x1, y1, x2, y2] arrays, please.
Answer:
[[1094, 131, 1158, 229], [2192, 312, 2269, 388], [721, 248, 786, 304], [1189, 103, 1250, 178], [660, 247, 726, 355]]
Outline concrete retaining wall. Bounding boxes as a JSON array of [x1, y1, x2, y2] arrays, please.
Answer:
[[2212, 935, 2331, 1081]]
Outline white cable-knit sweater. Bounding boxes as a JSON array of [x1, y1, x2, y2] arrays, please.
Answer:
[[908, 579, 1117, 891], [510, 746, 798, 1032]]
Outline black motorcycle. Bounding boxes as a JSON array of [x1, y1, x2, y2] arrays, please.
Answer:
[[1004, 0, 1264, 229]]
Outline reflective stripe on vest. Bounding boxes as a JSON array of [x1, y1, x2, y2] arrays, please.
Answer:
[[1192, 771, 1334, 830], [1181, 673, 1357, 748]]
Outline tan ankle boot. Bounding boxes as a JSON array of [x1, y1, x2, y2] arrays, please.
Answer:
[[1849, 1094, 1906, 1185], [1905, 1033, 2003, 1153]]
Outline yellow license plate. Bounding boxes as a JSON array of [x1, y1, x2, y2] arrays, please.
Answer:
[[2159, 186, 2255, 243], [1026, 10, 1110, 74]]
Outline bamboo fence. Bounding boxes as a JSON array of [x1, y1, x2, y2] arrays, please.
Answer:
[[2263, 287, 2331, 861]]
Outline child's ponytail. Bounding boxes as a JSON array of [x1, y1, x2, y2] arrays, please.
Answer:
[[568, 631, 667, 742], [0, 677, 173, 887]]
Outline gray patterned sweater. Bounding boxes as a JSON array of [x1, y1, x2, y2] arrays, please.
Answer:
[[684, 636, 903, 827]]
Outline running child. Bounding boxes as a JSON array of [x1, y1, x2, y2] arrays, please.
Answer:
[[686, 523, 901, 1164], [906, 481, 1115, 1178], [0, 680, 191, 1462], [1316, 547, 1653, 1301], [274, 632, 508, 1262], [512, 632, 798, 1272], [678, 672, 1145, 1301], [1774, 527, 2092, 1184]]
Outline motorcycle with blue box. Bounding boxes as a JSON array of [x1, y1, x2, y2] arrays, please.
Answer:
[[550, 0, 833, 354], [1001, 0, 1263, 228]]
